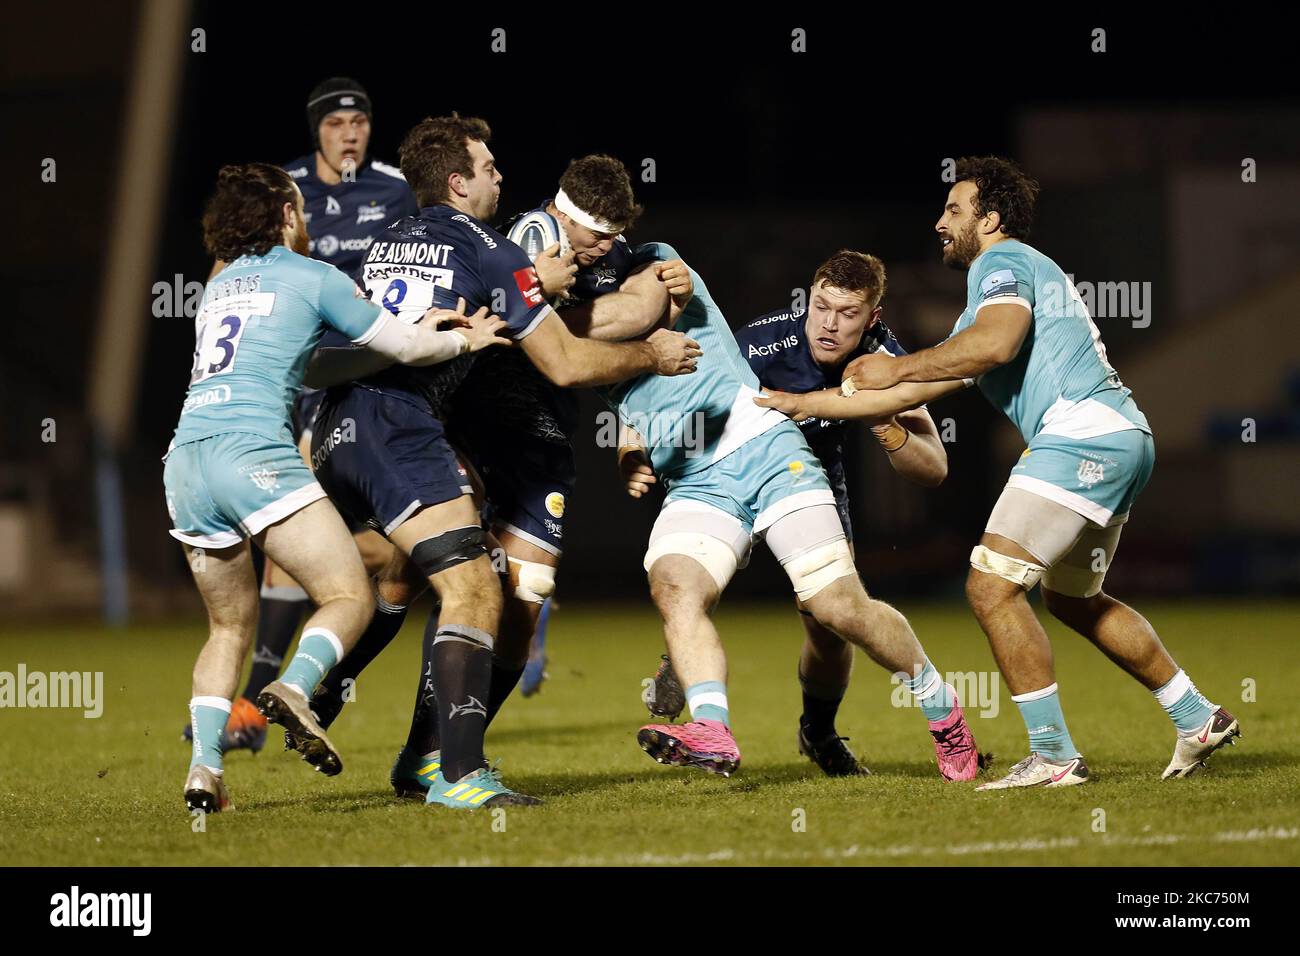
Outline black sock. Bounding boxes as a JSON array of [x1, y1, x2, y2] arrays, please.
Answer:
[[485, 659, 526, 727], [320, 596, 409, 699], [799, 670, 847, 741], [405, 611, 441, 756], [432, 624, 494, 782], [242, 593, 309, 701], [306, 597, 408, 730]]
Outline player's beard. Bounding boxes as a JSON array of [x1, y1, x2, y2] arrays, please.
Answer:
[[943, 219, 982, 270]]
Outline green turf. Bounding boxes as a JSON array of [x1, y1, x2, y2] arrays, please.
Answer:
[[0, 600, 1296, 866]]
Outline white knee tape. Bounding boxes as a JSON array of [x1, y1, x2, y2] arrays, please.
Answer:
[[643, 532, 739, 592], [970, 545, 1045, 590], [784, 538, 856, 602], [509, 558, 555, 604]]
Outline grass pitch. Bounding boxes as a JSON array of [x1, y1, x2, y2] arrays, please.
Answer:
[[1, 600, 1297, 866]]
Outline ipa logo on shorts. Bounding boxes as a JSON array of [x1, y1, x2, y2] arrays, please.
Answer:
[[1077, 458, 1106, 489], [545, 492, 566, 519], [247, 467, 280, 493]]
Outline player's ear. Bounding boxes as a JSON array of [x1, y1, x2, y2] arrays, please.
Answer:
[[448, 171, 467, 199], [869, 306, 883, 326], [282, 201, 296, 228], [982, 209, 1002, 236]]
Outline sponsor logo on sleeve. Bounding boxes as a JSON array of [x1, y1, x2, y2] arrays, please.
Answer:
[[514, 266, 545, 307], [545, 492, 566, 518], [980, 268, 1020, 300]]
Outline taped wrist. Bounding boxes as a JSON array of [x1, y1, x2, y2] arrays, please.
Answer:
[[872, 421, 910, 452]]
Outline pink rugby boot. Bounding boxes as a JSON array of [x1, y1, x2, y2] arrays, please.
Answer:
[[638, 718, 741, 777], [928, 695, 987, 782]]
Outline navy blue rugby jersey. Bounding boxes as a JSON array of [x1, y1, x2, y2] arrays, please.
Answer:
[[736, 306, 906, 472], [283, 154, 418, 278], [344, 205, 554, 416], [450, 202, 658, 444]]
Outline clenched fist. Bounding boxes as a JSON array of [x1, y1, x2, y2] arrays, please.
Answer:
[[647, 328, 702, 376]]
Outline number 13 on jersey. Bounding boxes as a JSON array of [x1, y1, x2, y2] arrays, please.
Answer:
[[189, 292, 276, 385]]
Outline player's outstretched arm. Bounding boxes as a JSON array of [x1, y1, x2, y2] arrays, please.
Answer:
[[520, 311, 700, 388], [845, 302, 1031, 390], [755, 379, 969, 423], [871, 407, 948, 487], [306, 300, 509, 387], [560, 264, 671, 341]]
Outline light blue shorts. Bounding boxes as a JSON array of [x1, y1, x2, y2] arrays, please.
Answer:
[[662, 421, 834, 536], [163, 432, 326, 549], [1008, 428, 1155, 527]]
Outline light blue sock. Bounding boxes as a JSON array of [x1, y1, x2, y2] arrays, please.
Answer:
[[685, 680, 729, 726], [279, 628, 344, 699], [904, 660, 956, 723], [1154, 670, 1215, 734], [1012, 683, 1079, 761], [189, 696, 230, 771]]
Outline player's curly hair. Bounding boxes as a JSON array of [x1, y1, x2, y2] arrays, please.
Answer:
[[812, 250, 887, 307], [954, 156, 1040, 239], [559, 154, 643, 232], [201, 163, 298, 260], [399, 113, 493, 207]]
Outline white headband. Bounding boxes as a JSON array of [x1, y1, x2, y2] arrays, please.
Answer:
[[554, 188, 621, 235]]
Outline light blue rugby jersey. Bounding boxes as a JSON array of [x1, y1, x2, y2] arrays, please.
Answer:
[[601, 242, 787, 480], [952, 239, 1150, 444], [171, 245, 385, 448]]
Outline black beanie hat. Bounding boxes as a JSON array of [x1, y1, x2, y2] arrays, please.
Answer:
[[307, 77, 372, 148]]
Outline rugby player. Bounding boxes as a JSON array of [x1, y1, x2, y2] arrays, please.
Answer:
[[612, 245, 982, 780], [444, 157, 674, 713], [167, 162, 507, 812], [301, 154, 688, 799], [303, 117, 701, 808], [758, 156, 1240, 787], [183, 78, 418, 754], [637, 251, 963, 777]]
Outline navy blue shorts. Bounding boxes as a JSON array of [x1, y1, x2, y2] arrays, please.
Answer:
[[453, 426, 575, 557], [827, 460, 853, 542], [292, 388, 326, 442], [311, 385, 472, 536]]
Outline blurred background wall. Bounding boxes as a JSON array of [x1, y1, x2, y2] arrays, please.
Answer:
[[3, 5, 1299, 619]]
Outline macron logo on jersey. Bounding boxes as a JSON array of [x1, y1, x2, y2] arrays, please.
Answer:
[[981, 269, 1019, 300], [514, 266, 545, 307], [451, 214, 498, 249]]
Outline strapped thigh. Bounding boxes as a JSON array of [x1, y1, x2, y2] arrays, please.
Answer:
[[763, 502, 856, 601], [643, 499, 752, 592], [984, 485, 1091, 567], [1042, 521, 1126, 598]]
